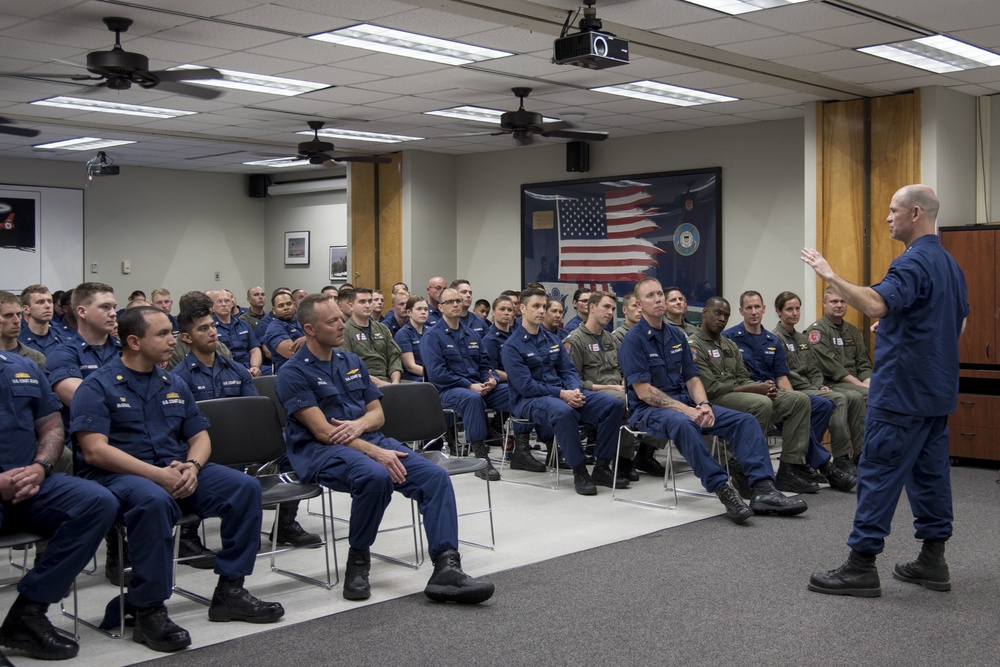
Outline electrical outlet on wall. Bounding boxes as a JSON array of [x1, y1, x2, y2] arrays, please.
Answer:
[[90, 263, 98, 273], [214, 271, 220, 281]]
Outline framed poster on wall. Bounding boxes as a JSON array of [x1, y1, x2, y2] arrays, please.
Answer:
[[521, 168, 721, 309], [284, 230, 310, 265], [329, 245, 348, 281]]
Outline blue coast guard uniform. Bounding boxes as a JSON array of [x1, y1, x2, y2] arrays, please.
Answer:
[[263, 317, 304, 374], [618, 318, 775, 492], [481, 324, 511, 374], [849, 234, 968, 554], [18, 326, 63, 357], [724, 321, 835, 469], [45, 336, 122, 387], [276, 349, 459, 561], [70, 358, 262, 608], [213, 316, 260, 370], [172, 352, 255, 401], [458, 311, 488, 338], [380, 312, 406, 337], [394, 322, 425, 382], [0, 353, 117, 604], [422, 320, 516, 443], [500, 324, 622, 466]]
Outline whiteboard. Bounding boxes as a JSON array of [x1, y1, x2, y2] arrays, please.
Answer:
[[0, 184, 83, 293]]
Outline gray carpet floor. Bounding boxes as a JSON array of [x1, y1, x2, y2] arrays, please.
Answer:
[[139, 465, 1000, 667]]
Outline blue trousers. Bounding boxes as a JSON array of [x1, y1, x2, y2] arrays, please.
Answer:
[[806, 393, 835, 469], [517, 391, 622, 466], [84, 464, 263, 607], [308, 438, 459, 563], [848, 409, 952, 554], [632, 404, 775, 493], [0, 473, 117, 604], [439, 384, 525, 442]]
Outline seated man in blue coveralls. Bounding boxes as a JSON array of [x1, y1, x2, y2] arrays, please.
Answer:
[[722, 291, 855, 494], [209, 290, 262, 377], [275, 293, 495, 604], [501, 287, 626, 496], [18, 285, 64, 357], [0, 350, 117, 664], [618, 278, 807, 524], [174, 306, 320, 551], [71, 307, 284, 653], [422, 288, 543, 481], [262, 291, 304, 375]]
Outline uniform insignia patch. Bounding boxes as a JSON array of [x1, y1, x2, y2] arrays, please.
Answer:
[[691, 348, 698, 361], [166, 392, 180, 399], [709, 349, 721, 358], [14, 372, 29, 379], [808, 330, 821, 344], [116, 375, 124, 380]]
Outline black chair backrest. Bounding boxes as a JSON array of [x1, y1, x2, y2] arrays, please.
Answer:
[[198, 396, 286, 467], [378, 383, 448, 443], [252, 374, 287, 428]]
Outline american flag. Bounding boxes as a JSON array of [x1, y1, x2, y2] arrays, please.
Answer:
[[557, 185, 663, 284]]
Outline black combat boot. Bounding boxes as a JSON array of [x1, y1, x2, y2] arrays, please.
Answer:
[[178, 522, 215, 568], [0, 594, 79, 660], [633, 442, 666, 477], [470, 441, 501, 481], [591, 459, 630, 489], [715, 483, 753, 525], [509, 433, 546, 472], [750, 479, 809, 516], [424, 550, 495, 604], [572, 463, 597, 496], [893, 540, 950, 591], [343, 547, 372, 601], [208, 576, 285, 623], [808, 550, 881, 597], [132, 604, 191, 652], [818, 459, 857, 493], [276, 501, 322, 547]]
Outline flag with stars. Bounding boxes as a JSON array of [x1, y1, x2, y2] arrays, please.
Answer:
[[557, 185, 663, 285]]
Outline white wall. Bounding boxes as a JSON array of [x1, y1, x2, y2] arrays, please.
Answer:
[[454, 118, 807, 329], [921, 86, 978, 226], [0, 156, 265, 305], [403, 151, 458, 292], [263, 188, 347, 294]]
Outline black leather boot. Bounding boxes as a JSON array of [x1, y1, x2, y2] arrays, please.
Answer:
[[424, 549, 495, 604], [616, 456, 640, 482], [591, 459, 629, 489], [0, 594, 79, 660], [105, 528, 132, 587], [750, 479, 809, 516], [633, 443, 666, 477], [774, 461, 820, 494], [470, 442, 501, 481], [178, 522, 216, 569], [818, 459, 857, 493], [343, 547, 372, 601], [808, 550, 881, 597], [572, 463, 597, 496], [715, 483, 753, 525], [509, 434, 546, 472], [893, 540, 950, 591], [727, 458, 752, 499], [132, 604, 191, 652], [276, 501, 322, 547], [208, 576, 285, 623]]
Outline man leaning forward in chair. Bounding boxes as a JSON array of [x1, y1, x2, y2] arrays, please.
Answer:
[[71, 307, 284, 653], [275, 293, 494, 603]]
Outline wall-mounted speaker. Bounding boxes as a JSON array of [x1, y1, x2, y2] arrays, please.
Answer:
[[566, 141, 590, 172], [248, 174, 270, 198]]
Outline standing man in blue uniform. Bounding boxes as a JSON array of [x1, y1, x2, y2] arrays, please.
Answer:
[[18, 285, 63, 357], [71, 307, 284, 652], [210, 290, 261, 377], [804, 184, 968, 597], [501, 287, 625, 496], [0, 350, 117, 663], [276, 293, 495, 604], [619, 278, 807, 523]]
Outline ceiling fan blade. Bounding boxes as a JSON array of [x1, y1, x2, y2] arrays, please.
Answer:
[[0, 119, 39, 138], [0, 71, 99, 80], [153, 80, 221, 100], [539, 121, 573, 132], [542, 129, 610, 141], [151, 67, 222, 83], [334, 155, 392, 164], [52, 58, 88, 69]]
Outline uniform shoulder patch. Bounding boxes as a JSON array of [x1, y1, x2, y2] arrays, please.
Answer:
[[808, 330, 821, 344], [690, 347, 698, 362]]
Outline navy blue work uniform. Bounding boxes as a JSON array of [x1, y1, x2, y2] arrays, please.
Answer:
[[458, 312, 488, 339], [172, 352, 256, 401], [380, 312, 406, 337], [18, 326, 63, 357], [276, 348, 458, 562], [393, 322, 425, 382], [724, 322, 835, 469], [263, 317, 303, 374], [481, 325, 511, 373], [0, 353, 117, 604], [422, 320, 517, 443], [426, 306, 442, 329], [548, 326, 569, 341], [45, 335, 122, 387], [254, 312, 276, 341], [619, 318, 776, 492], [563, 315, 583, 333], [70, 358, 263, 608], [213, 315, 260, 370], [500, 324, 622, 466], [849, 234, 968, 554]]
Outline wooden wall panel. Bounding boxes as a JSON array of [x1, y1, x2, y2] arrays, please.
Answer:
[[377, 153, 403, 290], [349, 153, 402, 290], [869, 93, 916, 288], [350, 162, 377, 288]]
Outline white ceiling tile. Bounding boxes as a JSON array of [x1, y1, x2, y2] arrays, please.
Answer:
[[723, 34, 840, 60], [683, 114, 758, 127], [627, 120, 703, 134], [275, 0, 418, 21], [376, 8, 503, 38], [950, 26, 1000, 50], [149, 22, 288, 52], [334, 52, 453, 76], [824, 62, 932, 85], [473, 54, 568, 77], [772, 48, 876, 73], [803, 23, 918, 50], [654, 18, 784, 47], [0, 20, 120, 50], [215, 5, 345, 33], [460, 26, 554, 53], [302, 86, 399, 105], [744, 2, 868, 32], [736, 107, 804, 122]]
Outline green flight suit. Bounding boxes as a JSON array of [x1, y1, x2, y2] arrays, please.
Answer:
[[342, 318, 403, 382], [806, 314, 871, 399]]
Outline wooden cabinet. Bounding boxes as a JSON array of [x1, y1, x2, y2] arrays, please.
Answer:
[[940, 225, 1000, 461]]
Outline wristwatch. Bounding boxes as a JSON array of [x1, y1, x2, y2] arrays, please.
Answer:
[[33, 459, 53, 477], [697, 401, 711, 407]]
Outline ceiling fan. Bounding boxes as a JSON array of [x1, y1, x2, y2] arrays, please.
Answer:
[[0, 17, 223, 100], [295, 121, 392, 165], [494, 87, 609, 146], [0, 117, 38, 138]]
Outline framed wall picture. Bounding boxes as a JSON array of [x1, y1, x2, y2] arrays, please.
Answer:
[[329, 245, 348, 282], [284, 230, 310, 265], [521, 168, 722, 310]]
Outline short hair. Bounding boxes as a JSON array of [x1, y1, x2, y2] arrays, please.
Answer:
[[823, 285, 843, 301], [587, 290, 615, 308], [0, 290, 20, 308], [337, 289, 354, 305], [128, 289, 147, 301], [739, 290, 763, 308], [51, 290, 65, 304], [545, 299, 563, 312], [125, 299, 152, 310], [340, 283, 354, 291], [19, 284, 50, 307], [449, 279, 470, 289], [178, 291, 213, 312], [292, 289, 308, 298], [391, 282, 408, 294], [500, 290, 519, 298], [72, 282, 114, 310], [663, 285, 685, 298], [526, 282, 544, 291], [247, 286, 264, 298], [178, 305, 213, 335], [572, 288, 590, 303], [150, 288, 170, 299], [271, 291, 294, 306], [775, 291, 801, 312], [405, 295, 427, 311], [704, 295, 730, 310], [519, 286, 546, 303], [351, 287, 373, 302], [271, 287, 292, 298], [118, 306, 161, 341], [896, 184, 940, 221], [492, 295, 514, 310], [297, 293, 334, 327], [474, 298, 490, 310], [59, 290, 73, 310], [634, 277, 660, 295], [621, 291, 637, 307]]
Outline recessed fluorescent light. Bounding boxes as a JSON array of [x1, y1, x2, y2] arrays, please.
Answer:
[[424, 106, 560, 124], [242, 157, 312, 168], [295, 128, 422, 144], [169, 65, 330, 96], [33, 137, 136, 150], [31, 97, 196, 119], [680, 0, 808, 15], [308, 24, 511, 66], [858, 35, 1000, 73], [591, 81, 738, 107]]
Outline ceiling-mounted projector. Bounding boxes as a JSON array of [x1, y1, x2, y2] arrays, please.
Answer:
[[553, 0, 629, 70]]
